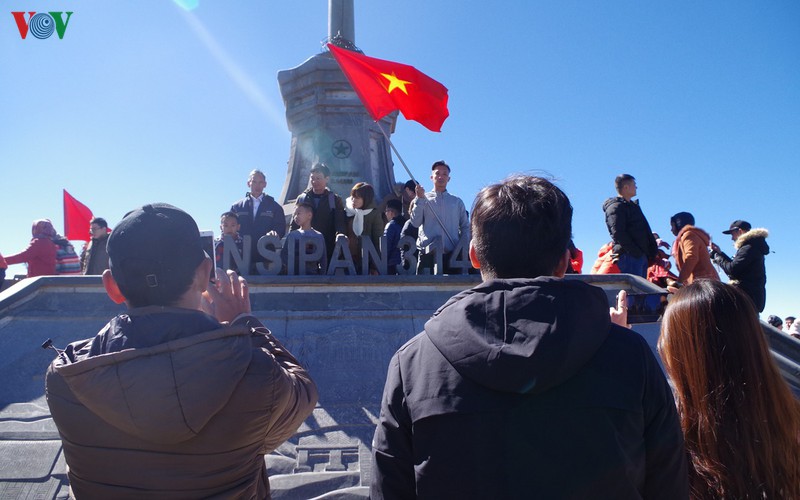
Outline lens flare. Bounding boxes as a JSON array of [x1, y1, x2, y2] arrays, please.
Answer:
[[173, 0, 199, 11]]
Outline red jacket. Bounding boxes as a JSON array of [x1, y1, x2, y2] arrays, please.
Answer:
[[5, 237, 57, 277], [591, 242, 621, 274], [570, 248, 584, 274]]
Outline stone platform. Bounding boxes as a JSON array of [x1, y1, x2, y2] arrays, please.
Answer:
[[1, 274, 797, 499]]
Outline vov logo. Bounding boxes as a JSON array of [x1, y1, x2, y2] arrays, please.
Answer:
[[11, 12, 73, 39]]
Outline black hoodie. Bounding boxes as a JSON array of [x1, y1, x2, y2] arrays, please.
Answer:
[[372, 277, 687, 500]]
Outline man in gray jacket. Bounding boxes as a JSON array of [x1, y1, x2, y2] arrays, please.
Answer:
[[46, 203, 318, 498], [410, 160, 471, 274]]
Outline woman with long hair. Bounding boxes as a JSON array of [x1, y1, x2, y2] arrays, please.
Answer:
[[658, 279, 800, 499]]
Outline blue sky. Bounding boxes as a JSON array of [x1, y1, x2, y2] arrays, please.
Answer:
[[1, 1, 797, 318]]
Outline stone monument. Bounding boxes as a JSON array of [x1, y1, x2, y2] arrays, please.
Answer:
[[277, 0, 399, 207]]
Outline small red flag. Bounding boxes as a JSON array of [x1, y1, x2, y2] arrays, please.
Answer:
[[327, 43, 450, 132], [63, 190, 94, 241]]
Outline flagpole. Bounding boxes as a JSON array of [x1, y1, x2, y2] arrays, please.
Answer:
[[376, 121, 457, 249], [376, 120, 417, 184]]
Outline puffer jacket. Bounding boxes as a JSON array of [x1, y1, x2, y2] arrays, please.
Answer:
[[603, 197, 657, 260], [712, 228, 769, 312], [371, 277, 688, 499], [45, 308, 317, 499], [672, 225, 719, 284]]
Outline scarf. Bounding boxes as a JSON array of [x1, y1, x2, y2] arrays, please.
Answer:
[[345, 197, 374, 236]]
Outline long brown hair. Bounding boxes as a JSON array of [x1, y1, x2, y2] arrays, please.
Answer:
[[659, 280, 800, 499]]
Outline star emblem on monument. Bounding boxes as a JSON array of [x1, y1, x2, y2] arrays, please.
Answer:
[[332, 139, 352, 158]]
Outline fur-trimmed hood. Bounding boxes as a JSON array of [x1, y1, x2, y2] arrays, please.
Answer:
[[735, 228, 769, 250]]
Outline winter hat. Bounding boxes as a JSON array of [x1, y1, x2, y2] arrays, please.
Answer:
[[670, 212, 695, 233], [107, 203, 205, 305]]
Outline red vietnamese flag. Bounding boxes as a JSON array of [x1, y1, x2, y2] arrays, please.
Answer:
[[327, 43, 449, 132], [63, 190, 94, 241]]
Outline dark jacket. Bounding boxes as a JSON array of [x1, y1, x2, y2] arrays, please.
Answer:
[[294, 189, 346, 260], [46, 308, 318, 499], [345, 205, 385, 273], [81, 233, 110, 275], [214, 233, 244, 273], [712, 228, 769, 312], [231, 194, 286, 274], [398, 219, 419, 271], [603, 197, 657, 260], [231, 193, 287, 241], [384, 215, 406, 269], [372, 278, 688, 500]]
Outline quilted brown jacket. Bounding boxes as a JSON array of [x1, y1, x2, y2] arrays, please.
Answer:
[[45, 308, 317, 499]]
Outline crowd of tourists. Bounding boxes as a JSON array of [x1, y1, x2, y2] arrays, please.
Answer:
[[31, 172, 796, 498], [591, 173, 798, 338], [1, 167, 797, 497], [4, 165, 793, 334], [216, 161, 470, 277]]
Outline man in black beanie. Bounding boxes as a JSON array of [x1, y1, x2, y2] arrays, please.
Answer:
[[45, 203, 317, 498]]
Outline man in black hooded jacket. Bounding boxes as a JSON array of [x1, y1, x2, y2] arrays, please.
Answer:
[[710, 219, 769, 312], [371, 175, 688, 499], [603, 174, 658, 277]]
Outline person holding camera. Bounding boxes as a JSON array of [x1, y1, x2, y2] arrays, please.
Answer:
[[45, 203, 317, 498]]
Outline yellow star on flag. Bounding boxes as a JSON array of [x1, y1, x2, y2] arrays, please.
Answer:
[[381, 72, 413, 95]]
